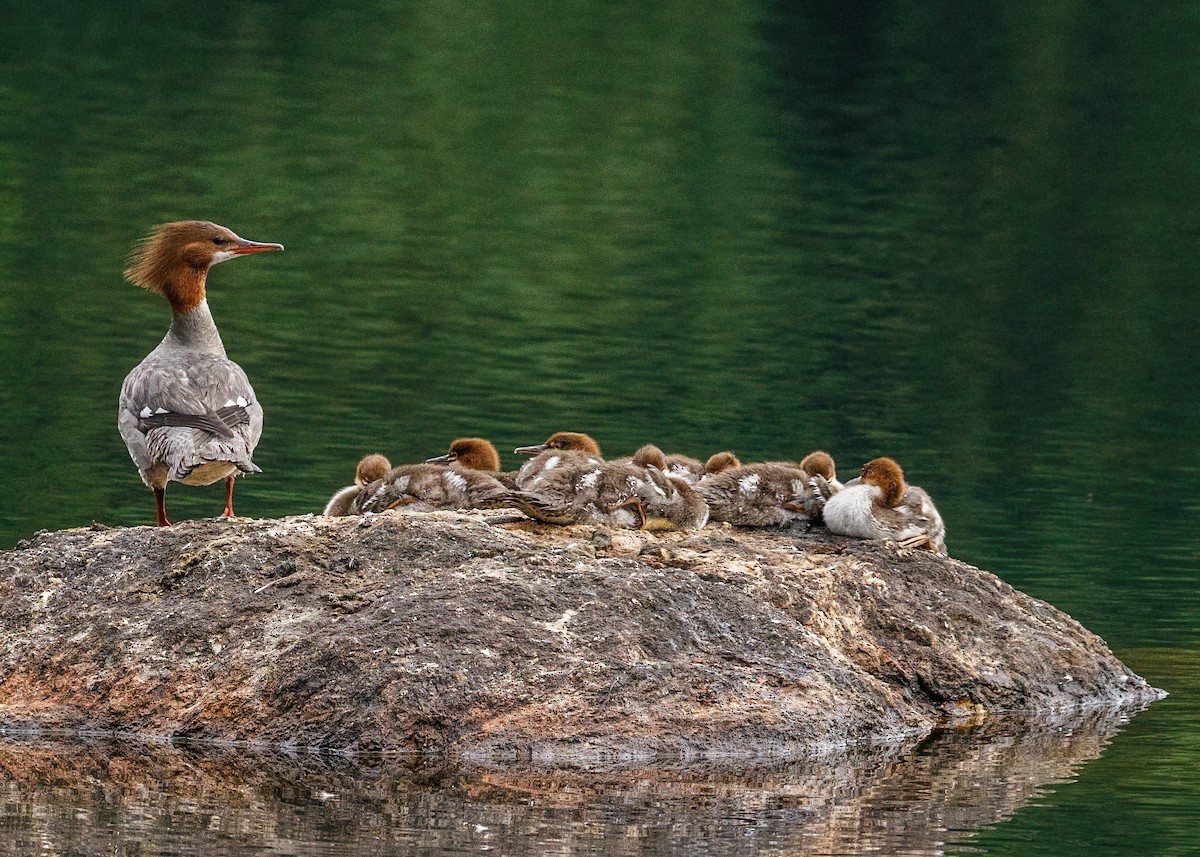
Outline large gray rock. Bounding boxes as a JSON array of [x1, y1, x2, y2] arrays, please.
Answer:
[[0, 512, 1161, 761]]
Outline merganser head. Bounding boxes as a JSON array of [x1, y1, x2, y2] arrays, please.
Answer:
[[427, 437, 501, 472], [859, 457, 906, 507], [704, 451, 741, 475], [355, 454, 391, 485], [514, 432, 602, 456], [632, 443, 667, 470], [799, 450, 836, 481], [124, 221, 284, 314]]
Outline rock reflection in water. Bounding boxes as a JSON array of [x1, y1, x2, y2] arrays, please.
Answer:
[[0, 708, 1138, 857]]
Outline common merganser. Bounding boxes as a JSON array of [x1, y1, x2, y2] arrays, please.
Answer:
[[426, 437, 519, 487], [821, 457, 946, 554], [117, 221, 282, 527], [614, 444, 706, 484], [696, 450, 837, 527], [507, 457, 708, 531], [513, 432, 604, 489], [322, 453, 391, 516]]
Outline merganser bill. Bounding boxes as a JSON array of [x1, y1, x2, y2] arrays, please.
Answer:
[[118, 221, 282, 526], [696, 450, 837, 527], [513, 432, 604, 489], [323, 453, 392, 516], [821, 457, 946, 554]]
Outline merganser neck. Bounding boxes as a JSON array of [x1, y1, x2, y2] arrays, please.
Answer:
[[164, 299, 225, 353]]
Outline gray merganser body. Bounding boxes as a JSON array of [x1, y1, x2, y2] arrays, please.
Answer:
[[118, 221, 283, 526], [821, 457, 947, 554]]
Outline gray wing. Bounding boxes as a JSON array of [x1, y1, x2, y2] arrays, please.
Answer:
[[119, 353, 263, 482]]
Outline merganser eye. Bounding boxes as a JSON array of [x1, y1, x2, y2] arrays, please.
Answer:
[[212, 237, 227, 245]]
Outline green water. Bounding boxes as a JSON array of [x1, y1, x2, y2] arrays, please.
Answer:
[[0, 1, 1197, 854]]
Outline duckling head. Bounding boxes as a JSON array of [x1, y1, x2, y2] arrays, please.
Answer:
[[632, 443, 667, 470], [859, 457, 906, 507], [704, 451, 741, 475], [514, 431, 602, 456], [355, 454, 391, 485], [799, 450, 836, 481], [427, 437, 501, 472]]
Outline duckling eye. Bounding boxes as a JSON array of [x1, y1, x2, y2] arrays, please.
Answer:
[[212, 237, 227, 246]]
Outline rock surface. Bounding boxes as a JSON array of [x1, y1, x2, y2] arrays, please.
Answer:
[[0, 512, 1161, 762]]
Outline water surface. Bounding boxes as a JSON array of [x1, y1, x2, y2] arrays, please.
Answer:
[[0, 1, 1196, 854]]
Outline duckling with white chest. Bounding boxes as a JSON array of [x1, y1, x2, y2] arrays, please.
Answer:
[[821, 457, 946, 554]]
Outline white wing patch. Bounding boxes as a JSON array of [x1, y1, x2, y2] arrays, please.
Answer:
[[445, 472, 468, 492], [578, 469, 602, 489], [544, 455, 561, 472], [738, 474, 761, 495]]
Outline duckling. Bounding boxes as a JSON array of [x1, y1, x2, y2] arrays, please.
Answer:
[[507, 457, 708, 531], [354, 460, 510, 515], [322, 453, 391, 516], [821, 457, 946, 554], [615, 444, 706, 484], [426, 437, 520, 487], [696, 450, 837, 527], [513, 431, 604, 488]]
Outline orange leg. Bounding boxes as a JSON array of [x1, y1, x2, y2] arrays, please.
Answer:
[[612, 497, 647, 529], [154, 487, 171, 527], [221, 475, 236, 518], [386, 496, 421, 511]]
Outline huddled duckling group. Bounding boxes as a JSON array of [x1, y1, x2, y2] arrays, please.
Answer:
[[322, 432, 947, 555]]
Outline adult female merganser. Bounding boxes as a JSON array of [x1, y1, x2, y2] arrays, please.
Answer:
[[513, 432, 604, 488], [696, 450, 836, 527], [118, 221, 282, 526], [426, 437, 519, 487], [322, 453, 391, 516], [821, 457, 946, 554], [507, 457, 708, 530]]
